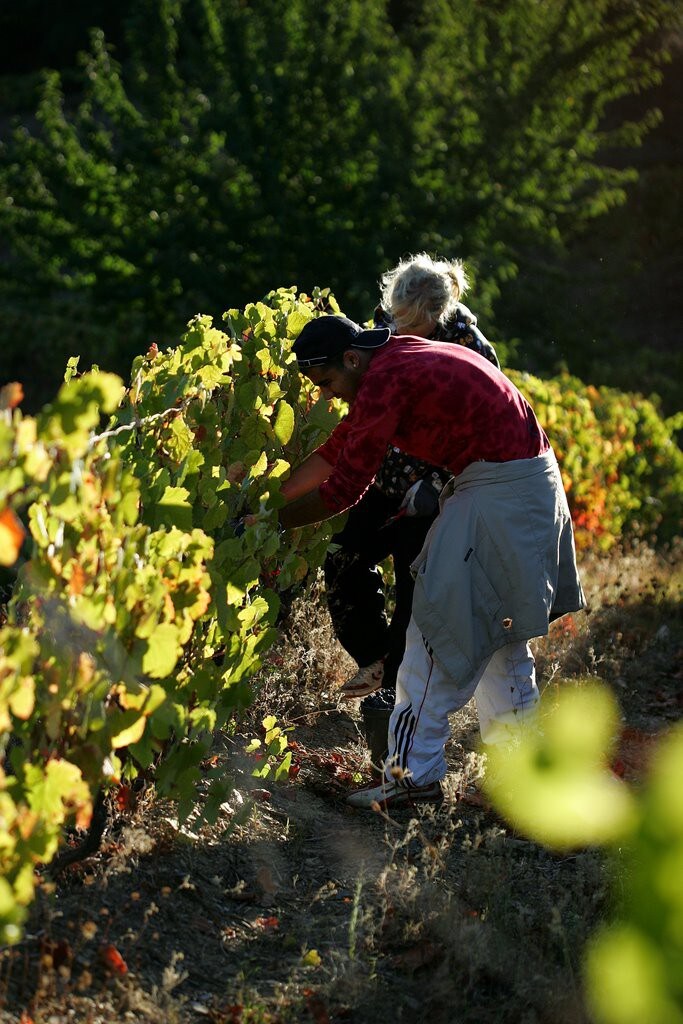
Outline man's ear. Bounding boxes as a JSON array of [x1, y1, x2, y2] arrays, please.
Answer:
[[343, 349, 361, 370]]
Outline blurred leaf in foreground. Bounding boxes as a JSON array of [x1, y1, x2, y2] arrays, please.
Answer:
[[483, 681, 637, 849]]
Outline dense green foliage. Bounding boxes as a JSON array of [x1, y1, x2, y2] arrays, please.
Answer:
[[0, 287, 343, 942], [509, 371, 683, 549], [0, 0, 680, 411]]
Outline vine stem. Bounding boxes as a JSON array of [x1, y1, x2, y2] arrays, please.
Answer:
[[88, 395, 196, 448]]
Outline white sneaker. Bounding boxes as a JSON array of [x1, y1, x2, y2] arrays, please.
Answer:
[[346, 778, 443, 810], [339, 659, 384, 699]]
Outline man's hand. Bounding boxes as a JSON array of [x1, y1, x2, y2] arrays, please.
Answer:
[[229, 513, 260, 537]]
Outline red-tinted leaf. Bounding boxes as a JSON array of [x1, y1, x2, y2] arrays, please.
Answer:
[[66, 563, 86, 597], [612, 726, 659, 783], [0, 507, 26, 566], [114, 785, 133, 813], [100, 944, 128, 975], [254, 916, 279, 930]]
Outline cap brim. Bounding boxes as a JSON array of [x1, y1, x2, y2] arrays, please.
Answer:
[[351, 326, 391, 350]]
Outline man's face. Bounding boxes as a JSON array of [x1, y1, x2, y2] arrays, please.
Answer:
[[306, 351, 365, 404]]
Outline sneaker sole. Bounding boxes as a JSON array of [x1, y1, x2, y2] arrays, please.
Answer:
[[339, 678, 383, 699], [348, 788, 444, 810]]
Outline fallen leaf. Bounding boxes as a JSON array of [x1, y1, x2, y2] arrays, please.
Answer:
[[256, 866, 279, 895], [100, 944, 128, 975], [612, 726, 659, 783], [253, 916, 279, 931], [391, 940, 443, 972]]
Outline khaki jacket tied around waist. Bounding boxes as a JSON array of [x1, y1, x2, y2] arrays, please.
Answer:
[[410, 449, 586, 690]]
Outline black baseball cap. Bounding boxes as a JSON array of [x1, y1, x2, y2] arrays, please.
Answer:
[[292, 315, 391, 369]]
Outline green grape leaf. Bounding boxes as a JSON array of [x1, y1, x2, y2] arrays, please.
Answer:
[[153, 486, 193, 531], [142, 623, 181, 679], [166, 415, 194, 462], [196, 364, 227, 389], [287, 311, 312, 337], [273, 401, 295, 446], [63, 356, 81, 383], [28, 760, 92, 831], [109, 709, 147, 749], [268, 459, 290, 480], [8, 677, 35, 720]]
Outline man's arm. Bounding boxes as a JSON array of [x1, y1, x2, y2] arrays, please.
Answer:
[[276, 452, 335, 529], [280, 453, 333, 503], [278, 487, 334, 529]]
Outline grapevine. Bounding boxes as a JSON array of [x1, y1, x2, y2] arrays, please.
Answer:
[[0, 286, 343, 942]]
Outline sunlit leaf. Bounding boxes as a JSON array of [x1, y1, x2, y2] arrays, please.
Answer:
[[8, 678, 35, 720], [110, 710, 147, 749], [142, 623, 180, 679], [273, 401, 294, 446]]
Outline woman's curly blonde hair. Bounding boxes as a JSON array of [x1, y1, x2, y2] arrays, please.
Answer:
[[379, 253, 469, 336]]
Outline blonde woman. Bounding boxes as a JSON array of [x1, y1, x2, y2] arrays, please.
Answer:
[[325, 254, 499, 710], [378, 252, 476, 340]]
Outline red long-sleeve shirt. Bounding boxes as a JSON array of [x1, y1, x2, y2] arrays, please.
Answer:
[[316, 336, 549, 514]]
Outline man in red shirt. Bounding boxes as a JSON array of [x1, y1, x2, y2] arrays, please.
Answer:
[[279, 315, 584, 810]]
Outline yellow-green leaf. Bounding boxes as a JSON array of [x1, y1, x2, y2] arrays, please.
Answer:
[[8, 677, 35, 720], [110, 710, 147, 749], [273, 401, 295, 446], [142, 623, 180, 679]]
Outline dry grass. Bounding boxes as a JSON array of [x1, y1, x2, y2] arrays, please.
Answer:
[[1, 540, 680, 1024]]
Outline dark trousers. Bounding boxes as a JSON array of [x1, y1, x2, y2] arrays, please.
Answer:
[[323, 486, 436, 692]]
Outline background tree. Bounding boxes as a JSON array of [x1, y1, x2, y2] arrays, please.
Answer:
[[0, 0, 680, 411]]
